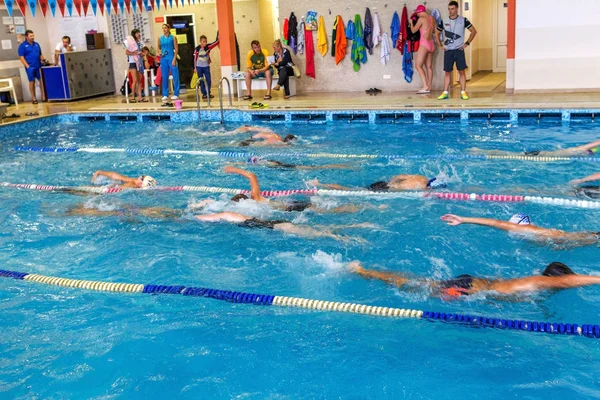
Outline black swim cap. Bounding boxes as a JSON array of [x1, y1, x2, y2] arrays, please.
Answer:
[[283, 134, 297, 142], [542, 262, 575, 277], [240, 140, 252, 147], [231, 194, 249, 202], [367, 181, 390, 191]]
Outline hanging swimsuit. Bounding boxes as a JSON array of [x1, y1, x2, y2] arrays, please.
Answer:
[[419, 16, 435, 53]]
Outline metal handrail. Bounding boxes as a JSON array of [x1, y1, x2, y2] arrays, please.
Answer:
[[195, 77, 209, 121], [218, 77, 233, 124]]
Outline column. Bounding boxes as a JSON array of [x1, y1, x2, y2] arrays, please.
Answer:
[[505, 0, 516, 94], [216, 0, 237, 95]]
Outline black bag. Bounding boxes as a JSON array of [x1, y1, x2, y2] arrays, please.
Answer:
[[119, 77, 132, 96], [408, 15, 421, 42]]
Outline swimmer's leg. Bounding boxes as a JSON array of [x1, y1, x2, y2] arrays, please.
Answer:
[[307, 179, 357, 191], [65, 204, 121, 217], [274, 222, 358, 242]]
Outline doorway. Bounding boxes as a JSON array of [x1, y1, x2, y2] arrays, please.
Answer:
[[166, 14, 196, 89]]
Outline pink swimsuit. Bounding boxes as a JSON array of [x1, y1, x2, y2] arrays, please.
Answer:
[[419, 16, 435, 53]]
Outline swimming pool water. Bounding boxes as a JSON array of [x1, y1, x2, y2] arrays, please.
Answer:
[[1, 117, 600, 398]]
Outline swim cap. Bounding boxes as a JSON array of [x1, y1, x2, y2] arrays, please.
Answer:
[[141, 175, 157, 188], [509, 213, 531, 225], [248, 156, 263, 164], [415, 4, 426, 13]]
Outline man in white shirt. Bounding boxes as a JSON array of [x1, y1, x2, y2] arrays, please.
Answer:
[[54, 36, 76, 65]]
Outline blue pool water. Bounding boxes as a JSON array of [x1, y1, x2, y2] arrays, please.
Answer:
[[1, 117, 600, 398]]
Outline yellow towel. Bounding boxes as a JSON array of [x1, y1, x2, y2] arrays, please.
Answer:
[[317, 15, 328, 56]]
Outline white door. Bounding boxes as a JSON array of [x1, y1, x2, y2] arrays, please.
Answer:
[[493, 0, 508, 72]]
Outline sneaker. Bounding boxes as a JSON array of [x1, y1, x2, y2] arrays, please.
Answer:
[[171, 95, 179, 100], [460, 91, 469, 100], [437, 91, 449, 100], [161, 96, 169, 101]]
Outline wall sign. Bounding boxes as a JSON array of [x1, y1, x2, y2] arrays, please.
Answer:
[[154, 16, 164, 23]]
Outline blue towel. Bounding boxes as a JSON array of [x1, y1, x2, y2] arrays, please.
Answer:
[[346, 20, 356, 40], [390, 11, 400, 47], [402, 42, 412, 83]]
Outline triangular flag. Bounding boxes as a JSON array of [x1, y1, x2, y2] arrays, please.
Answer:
[[136, 0, 141, 11], [4, 0, 14, 17], [16, 0, 27, 16], [65, 0, 73, 16], [39, 0, 48, 16], [48, 0, 56, 16], [117, 0, 124, 13], [162, 0, 166, 9], [27, 0, 37, 16], [57, 0, 66, 16], [142, 0, 147, 11], [73, 0, 81, 15], [130, 0, 136, 12], [123, 0, 130, 13], [82, 0, 89, 14], [111, 0, 118, 14]]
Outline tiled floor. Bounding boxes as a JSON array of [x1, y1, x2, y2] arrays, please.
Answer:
[[2, 72, 600, 125]]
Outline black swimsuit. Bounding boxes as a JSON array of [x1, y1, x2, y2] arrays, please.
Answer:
[[575, 185, 600, 199], [284, 200, 312, 212], [238, 218, 289, 230], [439, 274, 474, 296]]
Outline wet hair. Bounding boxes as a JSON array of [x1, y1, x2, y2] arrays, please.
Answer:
[[448, 1, 459, 7], [368, 181, 390, 191], [231, 194, 249, 202], [199, 35, 207, 41], [283, 134, 296, 143], [240, 139, 253, 147], [251, 40, 261, 47], [62, 36, 71, 43], [131, 29, 141, 37], [542, 262, 575, 277]]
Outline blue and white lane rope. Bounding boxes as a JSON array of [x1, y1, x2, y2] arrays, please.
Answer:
[[3, 181, 600, 209], [1, 269, 598, 339], [13, 146, 600, 163]]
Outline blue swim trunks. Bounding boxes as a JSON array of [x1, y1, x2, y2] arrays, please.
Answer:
[[26, 67, 41, 82]]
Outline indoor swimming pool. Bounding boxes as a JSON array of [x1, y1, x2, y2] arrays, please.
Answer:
[[1, 115, 600, 398]]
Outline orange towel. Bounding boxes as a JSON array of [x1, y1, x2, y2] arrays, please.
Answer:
[[335, 16, 347, 65]]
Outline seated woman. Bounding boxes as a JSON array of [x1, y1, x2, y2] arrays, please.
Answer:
[[470, 140, 600, 157], [91, 170, 157, 189], [270, 39, 295, 100], [309, 174, 446, 192], [348, 261, 600, 299]]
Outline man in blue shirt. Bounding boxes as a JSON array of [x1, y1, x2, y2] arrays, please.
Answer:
[[18, 30, 48, 104]]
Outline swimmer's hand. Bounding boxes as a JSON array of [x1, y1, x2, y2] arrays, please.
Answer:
[[188, 199, 215, 210], [569, 178, 583, 186], [346, 260, 364, 273], [441, 214, 464, 226], [306, 178, 321, 187], [91, 170, 100, 183]]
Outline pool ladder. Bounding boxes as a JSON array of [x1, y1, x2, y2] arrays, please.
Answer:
[[195, 77, 209, 121], [218, 77, 233, 124]]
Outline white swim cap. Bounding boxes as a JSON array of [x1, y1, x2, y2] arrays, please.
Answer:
[[141, 175, 157, 188], [509, 213, 531, 225]]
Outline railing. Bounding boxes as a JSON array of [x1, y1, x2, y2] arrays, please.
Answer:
[[218, 77, 233, 124]]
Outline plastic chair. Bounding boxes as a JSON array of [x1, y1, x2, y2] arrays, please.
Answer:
[[0, 78, 18, 105]]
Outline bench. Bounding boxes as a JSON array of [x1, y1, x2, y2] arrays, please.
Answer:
[[233, 75, 296, 98]]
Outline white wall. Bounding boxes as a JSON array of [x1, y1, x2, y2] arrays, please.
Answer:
[[514, 0, 600, 91]]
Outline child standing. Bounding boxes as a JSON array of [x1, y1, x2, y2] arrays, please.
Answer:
[[193, 34, 219, 99]]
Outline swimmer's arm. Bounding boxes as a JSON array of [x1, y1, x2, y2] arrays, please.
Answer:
[[570, 172, 600, 185], [91, 170, 135, 184], [251, 132, 276, 140], [347, 262, 412, 288], [194, 211, 248, 223], [495, 275, 600, 293], [224, 166, 264, 201], [441, 214, 525, 232]]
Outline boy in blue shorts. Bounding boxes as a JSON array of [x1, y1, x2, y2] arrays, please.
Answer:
[[193, 34, 219, 99]]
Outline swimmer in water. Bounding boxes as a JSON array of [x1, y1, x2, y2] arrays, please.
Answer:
[[239, 132, 297, 147], [191, 166, 382, 213], [441, 213, 600, 247], [232, 156, 352, 170], [470, 140, 600, 157], [308, 174, 446, 192], [90, 170, 157, 189], [64, 203, 372, 243], [348, 261, 600, 299], [570, 172, 600, 199]]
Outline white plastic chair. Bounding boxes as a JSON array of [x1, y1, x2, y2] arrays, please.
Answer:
[[0, 78, 18, 105]]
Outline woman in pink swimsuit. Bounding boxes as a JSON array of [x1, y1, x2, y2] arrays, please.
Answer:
[[409, 4, 435, 94]]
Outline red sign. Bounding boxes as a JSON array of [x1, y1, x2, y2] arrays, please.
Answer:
[[154, 16, 164, 23]]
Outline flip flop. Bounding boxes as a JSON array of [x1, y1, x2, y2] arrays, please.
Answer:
[[138, 98, 149, 103], [242, 95, 253, 100], [416, 89, 431, 94], [7, 113, 20, 118], [161, 102, 174, 107], [25, 112, 39, 116], [32, 100, 38, 104], [250, 103, 268, 109], [263, 95, 272, 100]]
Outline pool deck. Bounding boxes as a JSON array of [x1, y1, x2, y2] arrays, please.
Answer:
[[2, 73, 600, 125]]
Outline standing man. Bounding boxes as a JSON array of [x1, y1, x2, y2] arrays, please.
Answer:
[[54, 36, 76, 66], [435, 1, 477, 100], [242, 40, 273, 101], [157, 23, 180, 101], [18, 30, 47, 104]]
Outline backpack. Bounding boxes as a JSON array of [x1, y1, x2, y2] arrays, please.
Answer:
[[119, 78, 132, 96]]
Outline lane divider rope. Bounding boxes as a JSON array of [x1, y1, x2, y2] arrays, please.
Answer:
[[13, 146, 600, 163], [3, 181, 600, 209], [0, 268, 598, 339]]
